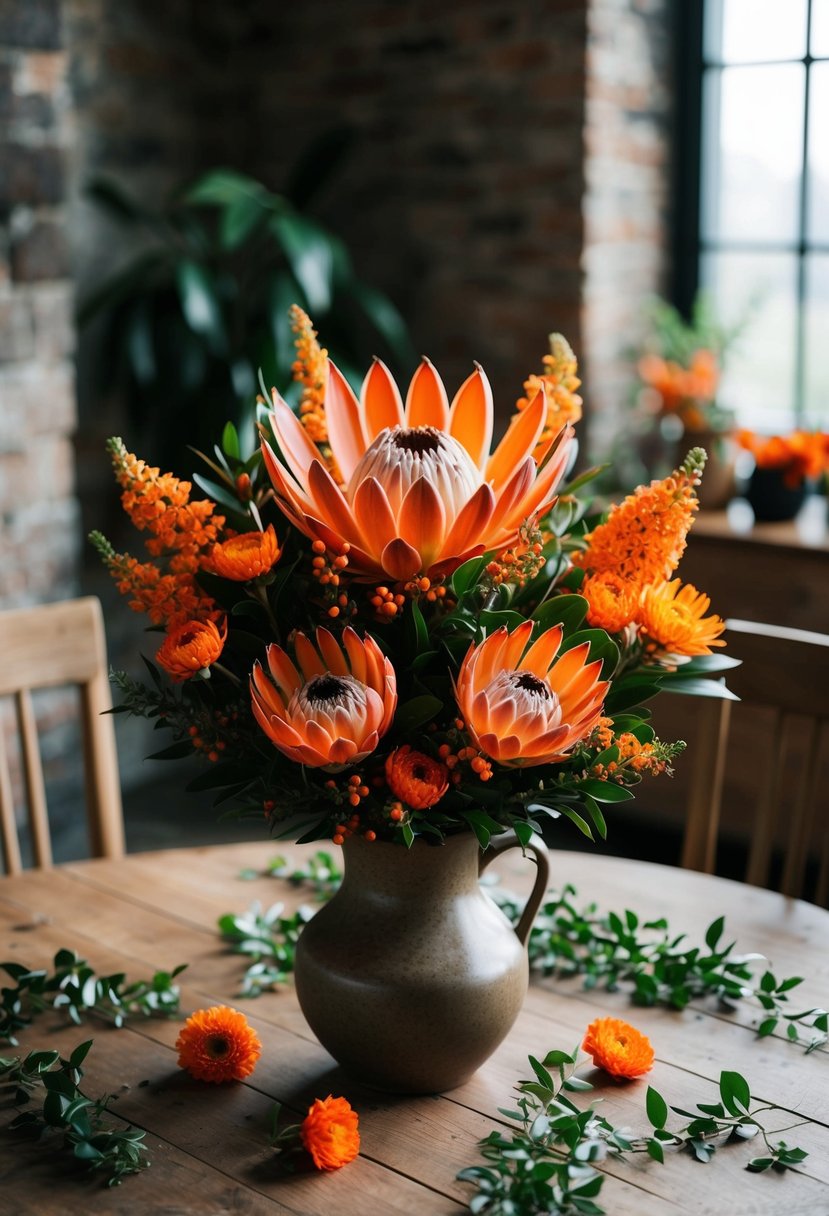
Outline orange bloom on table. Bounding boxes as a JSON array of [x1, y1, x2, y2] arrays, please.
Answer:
[[156, 617, 228, 681], [176, 1005, 261, 1083], [208, 525, 281, 581], [385, 745, 449, 809], [638, 579, 726, 657], [580, 572, 640, 634], [454, 620, 608, 767], [737, 429, 829, 487], [583, 1016, 654, 1079], [250, 626, 397, 768], [262, 355, 575, 583], [301, 1095, 360, 1170]]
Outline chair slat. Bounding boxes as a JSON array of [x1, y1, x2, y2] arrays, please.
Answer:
[[15, 690, 53, 869], [0, 725, 22, 875], [780, 717, 822, 900], [745, 712, 787, 890], [680, 696, 731, 873]]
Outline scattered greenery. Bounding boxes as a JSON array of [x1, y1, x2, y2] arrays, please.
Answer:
[[0, 950, 186, 1047], [492, 886, 828, 1053], [458, 1045, 809, 1215], [0, 1041, 150, 1187], [218, 902, 313, 997], [263, 852, 343, 899]]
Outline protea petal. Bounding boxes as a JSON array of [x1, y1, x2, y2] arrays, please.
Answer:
[[448, 364, 493, 471], [267, 394, 324, 488], [486, 387, 546, 490], [405, 358, 450, 429], [362, 358, 405, 440], [325, 362, 367, 483], [381, 537, 422, 581], [398, 477, 447, 568]]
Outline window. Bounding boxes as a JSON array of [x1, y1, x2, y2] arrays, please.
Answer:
[[692, 0, 829, 430]]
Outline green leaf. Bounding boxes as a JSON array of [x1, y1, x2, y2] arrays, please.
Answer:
[[514, 820, 534, 848], [220, 195, 264, 250], [451, 556, 486, 600], [719, 1070, 751, 1115], [270, 213, 334, 315], [704, 916, 725, 951], [69, 1041, 94, 1069], [175, 260, 226, 354], [185, 169, 268, 206], [664, 676, 740, 700], [574, 779, 634, 804], [756, 1016, 778, 1037], [559, 628, 619, 677], [393, 694, 443, 734], [746, 1156, 774, 1172], [647, 1138, 665, 1163], [528, 1055, 555, 1091], [531, 594, 589, 636], [646, 1086, 668, 1130], [221, 421, 240, 461]]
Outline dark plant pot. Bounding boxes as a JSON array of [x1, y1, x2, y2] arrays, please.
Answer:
[[746, 466, 806, 522]]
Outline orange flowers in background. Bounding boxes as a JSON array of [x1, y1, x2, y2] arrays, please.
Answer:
[[301, 1095, 361, 1170], [209, 525, 281, 581], [385, 745, 449, 809], [583, 1016, 654, 1080], [638, 348, 719, 431], [737, 429, 829, 487], [176, 1005, 261, 1082], [156, 618, 228, 682]]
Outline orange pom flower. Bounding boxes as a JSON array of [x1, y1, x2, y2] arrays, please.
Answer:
[[638, 579, 726, 656], [301, 1095, 360, 1170], [156, 617, 228, 681], [385, 745, 449, 809], [250, 626, 397, 768], [454, 620, 608, 767], [176, 1005, 261, 1083], [580, 572, 639, 634], [583, 1016, 654, 1080], [209, 525, 281, 581], [262, 356, 575, 583]]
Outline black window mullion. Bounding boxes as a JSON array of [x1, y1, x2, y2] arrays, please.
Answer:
[[794, 0, 814, 422]]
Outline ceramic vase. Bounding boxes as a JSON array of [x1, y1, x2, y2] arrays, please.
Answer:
[[746, 466, 806, 522], [294, 828, 550, 1094]]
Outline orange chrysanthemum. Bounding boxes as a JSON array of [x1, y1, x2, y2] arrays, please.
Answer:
[[156, 617, 228, 682], [301, 1095, 360, 1171], [580, 572, 640, 634], [574, 449, 705, 589], [385, 745, 449, 809], [583, 1016, 654, 1079], [208, 525, 281, 581], [638, 579, 726, 656], [250, 626, 397, 768], [454, 620, 608, 767], [175, 1005, 262, 1083], [263, 353, 575, 583]]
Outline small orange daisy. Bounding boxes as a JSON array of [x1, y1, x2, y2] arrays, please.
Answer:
[[582, 1016, 654, 1080], [385, 745, 449, 809], [301, 1095, 360, 1170], [638, 579, 726, 657], [176, 1005, 262, 1083], [208, 525, 281, 581]]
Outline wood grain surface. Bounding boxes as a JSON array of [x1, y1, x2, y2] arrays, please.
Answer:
[[1, 843, 827, 1215]]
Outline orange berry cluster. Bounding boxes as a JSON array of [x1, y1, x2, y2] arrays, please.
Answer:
[[186, 707, 239, 763], [310, 540, 356, 619], [589, 730, 666, 781], [437, 742, 493, 784], [325, 775, 377, 844], [402, 575, 449, 605], [370, 585, 407, 618], [485, 521, 545, 589]]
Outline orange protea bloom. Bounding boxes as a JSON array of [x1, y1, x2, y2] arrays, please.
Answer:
[[156, 617, 228, 681], [574, 448, 705, 588], [263, 353, 575, 583], [638, 579, 726, 656], [583, 1017, 654, 1079], [454, 620, 608, 767], [301, 1095, 360, 1170], [250, 626, 397, 768], [385, 745, 449, 809], [208, 525, 281, 581], [176, 1005, 261, 1083], [580, 572, 640, 634]]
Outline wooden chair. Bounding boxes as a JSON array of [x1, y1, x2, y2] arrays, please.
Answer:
[[681, 618, 829, 904], [0, 597, 125, 873]]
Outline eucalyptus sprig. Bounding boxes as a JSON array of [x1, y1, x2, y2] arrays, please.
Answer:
[[0, 950, 186, 1047], [492, 886, 828, 1053], [0, 1041, 149, 1187], [218, 902, 313, 997], [264, 851, 342, 899], [458, 1047, 809, 1216]]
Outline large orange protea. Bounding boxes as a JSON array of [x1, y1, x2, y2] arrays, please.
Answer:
[[262, 357, 575, 582], [638, 579, 726, 656], [582, 1017, 654, 1080], [454, 620, 608, 767], [301, 1095, 360, 1170], [250, 626, 397, 768]]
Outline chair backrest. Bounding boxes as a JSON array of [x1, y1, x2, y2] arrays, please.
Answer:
[[0, 597, 125, 873], [681, 618, 829, 905]]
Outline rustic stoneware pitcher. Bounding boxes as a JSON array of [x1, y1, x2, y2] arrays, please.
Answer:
[[294, 828, 550, 1093]]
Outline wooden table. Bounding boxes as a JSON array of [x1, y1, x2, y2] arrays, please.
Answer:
[[1, 843, 828, 1214]]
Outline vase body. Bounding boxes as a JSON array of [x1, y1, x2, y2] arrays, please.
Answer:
[[294, 830, 549, 1094], [746, 466, 806, 522]]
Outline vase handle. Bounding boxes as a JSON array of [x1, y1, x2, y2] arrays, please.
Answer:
[[479, 830, 550, 946]]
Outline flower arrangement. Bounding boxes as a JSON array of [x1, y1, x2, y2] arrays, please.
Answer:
[[91, 307, 735, 852], [736, 429, 829, 489]]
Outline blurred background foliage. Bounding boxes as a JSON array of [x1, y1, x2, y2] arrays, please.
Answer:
[[78, 131, 416, 471]]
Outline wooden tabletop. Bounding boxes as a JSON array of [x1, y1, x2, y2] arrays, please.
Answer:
[[1, 843, 828, 1214]]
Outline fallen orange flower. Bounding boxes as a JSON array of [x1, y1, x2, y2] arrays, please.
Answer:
[[301, 1095, 360, 1170], [454, 620, 608, 767], [176, 1005, 261, 1083], [250, 626, 397, 768], [385, 745, 449, 809], [262, 357, 575, 583], [156, 617, 227, 682], [583, 1016, 654, 1079]]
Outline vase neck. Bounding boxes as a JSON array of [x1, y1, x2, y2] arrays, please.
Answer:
[[340, 832, 481, 899]]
